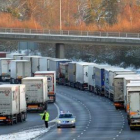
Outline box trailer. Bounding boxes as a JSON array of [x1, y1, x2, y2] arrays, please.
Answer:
[[123, 76, 140, 111], [114, 74, 137, 109], [22, 77, 48, 111], [109, 70, 136, 100], [68, 62, 77, 87], [22, 56, 41, 75], [59, 63, 69, 85], [6, 53, 25, 59], [34, 71, 56, 103], [0, 84, 27, 125], [0, 52, 9, 58], [88, 64, 99, 92], [94, 65, 111, 95], [10, 60, 31, 84], [126, 83, 140, 130], [75, 62, 93, 90], [49, 59, 71, 81], [0, 58, 13, 81], [39, 57, 53, 71]]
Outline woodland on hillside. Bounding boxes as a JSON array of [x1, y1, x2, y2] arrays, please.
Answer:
[[0, 0, 140, 32]]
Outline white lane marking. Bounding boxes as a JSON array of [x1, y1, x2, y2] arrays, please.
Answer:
[[49, 103, 60, 123]]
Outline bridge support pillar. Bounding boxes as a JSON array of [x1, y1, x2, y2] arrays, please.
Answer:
[[55, 43, 65, 58]]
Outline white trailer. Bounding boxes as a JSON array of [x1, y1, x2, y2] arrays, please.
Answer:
[[76, 62, 92, 90], [34, 71, 56, 103], [0, 84, 27, 125], [0, 58, 13, 81], [49, 59, 71, 80], [10, 60, 31, 84], [126, 83, 140, 130], [22, 77, 48, 111], [39, 57, 53, 71], [6, 53, 25, 59], [124, 76, 140, 111], [109, 70, 136, 100], [68, 62, 77, 87], [88, 63, 99, 92], [22, 56, 41, 75], [114, 74, 137, 109]]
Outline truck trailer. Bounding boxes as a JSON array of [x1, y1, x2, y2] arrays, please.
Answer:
[[126, 83, 140, 130], [49, 59, 71, 82], [10, 60, 31, 84], [114, 74, 137, 109], [22, 56, 41, 76], [22, 77, 48, 111], [34, 71, 56, 103], [123, 76, 140, 111], [68, 62, 77, 87], [59, 63, 69, 85], [88, 64, 99, 93], [109, 70, 136, 100], [0, 58, 13, 81], [94, 65, 111, 95], [75, 62, 92, 90], [0, 84, 27, 125]]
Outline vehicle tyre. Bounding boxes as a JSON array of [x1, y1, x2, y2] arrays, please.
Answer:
[[115, 107, 119, 110], [57, 126, 60, 128], [72, 125, 76, 128], [15, 115, 18, 124], [20, 113, 23, 122], [130, 126, 134, 130]]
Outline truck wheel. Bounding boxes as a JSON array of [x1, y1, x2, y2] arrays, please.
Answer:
[[130, 126, 134, 130], [20, 113, 23, 122], [10, 119, 14, 125], [14, 115, 18, 124]]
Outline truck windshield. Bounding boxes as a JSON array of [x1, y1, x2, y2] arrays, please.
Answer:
[[59, 114, 73, 118]]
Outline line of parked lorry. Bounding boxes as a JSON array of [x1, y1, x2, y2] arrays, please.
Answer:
[[0, 53, 140, 130]]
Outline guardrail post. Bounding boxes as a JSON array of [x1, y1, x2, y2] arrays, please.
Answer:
[[138, 33, 139, 38], [30, 29, 31, 34], [68, 30, 69, 35], [126, 33, 127, 37], [87, 31, 88, 36], [119, 32, 120, 37], [106, 32, 108, 37], [49, 30, 50, 34], [100, 32, 101, 36]]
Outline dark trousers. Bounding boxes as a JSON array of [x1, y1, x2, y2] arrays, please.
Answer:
[[44, 121, 48, 128]]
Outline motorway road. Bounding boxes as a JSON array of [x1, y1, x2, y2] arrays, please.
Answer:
[[0, 103, 57, 135], [1, 85, 140, 140], [39, 85, 140, 140]]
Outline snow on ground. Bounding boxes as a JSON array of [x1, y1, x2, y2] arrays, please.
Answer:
[[0, 127, 49, 140]]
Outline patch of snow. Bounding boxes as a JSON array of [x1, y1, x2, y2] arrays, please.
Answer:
[[0, 127, 49, 140]]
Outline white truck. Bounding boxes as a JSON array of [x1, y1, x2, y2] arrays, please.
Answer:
[[123, 76, 140, 111], [88, 64, 99, 92], [114, 74, 137, 109], [49, 59, 71, 82], [126, 83, 140, 130], [10, 60, 31, 84], [76, 62, 92, 90], [109, 70, 136, 100], [6, 53, 25, 59], [0, 84, 27, 125], [39, 57, 53, 71], [34, 71, 56, 103], [22, 56, 41, 76], [68, 62, 77, 87], [22, 77, 48, 111], [0, 58, 13, 82]]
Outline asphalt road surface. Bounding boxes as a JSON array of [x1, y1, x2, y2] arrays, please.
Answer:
[[0, 103, 57, 135], [1, 85, 140, 140], [40, 85, 140, 140]]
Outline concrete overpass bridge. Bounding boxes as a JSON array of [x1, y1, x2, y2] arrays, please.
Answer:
[[0, 28, 140, 58]]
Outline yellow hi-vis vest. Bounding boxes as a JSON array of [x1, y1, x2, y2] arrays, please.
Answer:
[[40, 112, 50, 121]]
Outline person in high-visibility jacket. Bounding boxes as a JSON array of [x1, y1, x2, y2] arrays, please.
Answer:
[[40, 110, 50, 128]]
